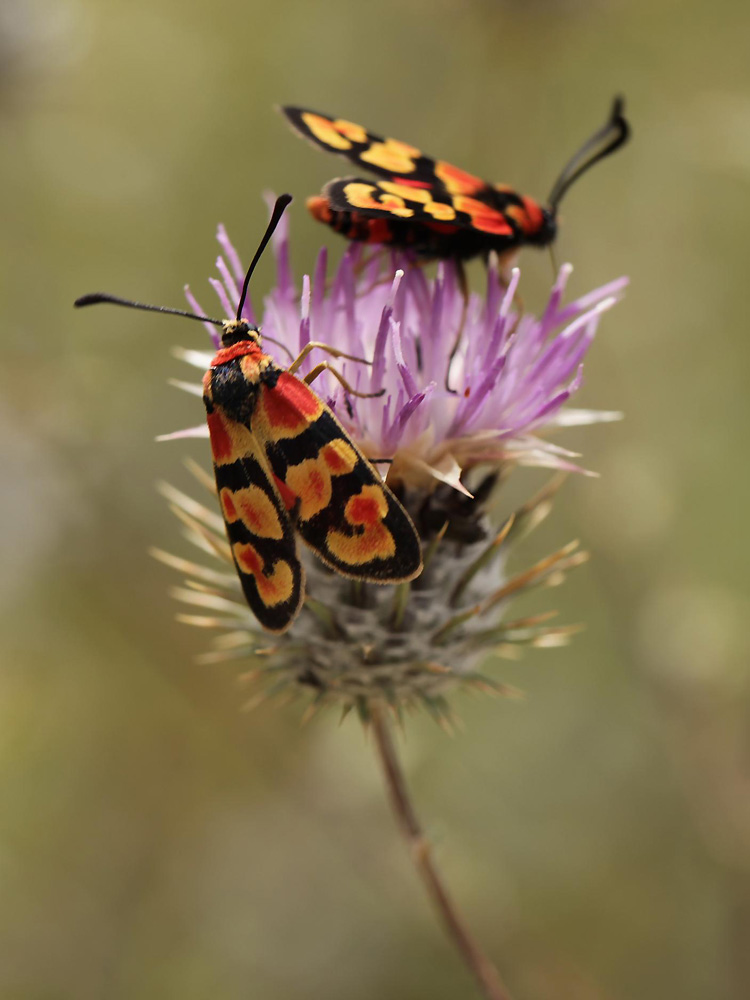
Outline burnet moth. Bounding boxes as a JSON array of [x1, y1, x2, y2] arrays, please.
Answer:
[[75, 195, 423, 632]]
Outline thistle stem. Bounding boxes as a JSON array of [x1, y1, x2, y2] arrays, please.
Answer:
[[369, 704, 514, 1000]]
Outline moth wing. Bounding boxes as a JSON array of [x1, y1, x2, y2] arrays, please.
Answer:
[[324, 177, 519, 240], [206, 405, 304, 633], [251, 371, 422, 583], [281, 105, 489, 196]]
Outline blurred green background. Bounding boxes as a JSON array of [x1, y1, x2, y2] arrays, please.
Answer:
[[2, 0, 749, 997]]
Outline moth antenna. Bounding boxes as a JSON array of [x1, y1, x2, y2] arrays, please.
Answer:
[[547, 97, 630, 213], [236, 193, 293, 321], [73, 293, 224, 327]]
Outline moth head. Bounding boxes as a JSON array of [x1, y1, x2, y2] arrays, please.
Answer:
[[528, 206, 557, 247], [221, 319, 261, 348]]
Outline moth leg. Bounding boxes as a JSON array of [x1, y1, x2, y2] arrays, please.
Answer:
[[353, 248, 396, 297], [288, 341, 373, 375], [548, 244, 559, 280], [304, 361, 385, 398], [356, 272, 396, 298], [352, 246, 387, 279], [355, 251, 431, 299]]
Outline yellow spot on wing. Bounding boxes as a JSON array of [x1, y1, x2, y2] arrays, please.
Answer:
[[377, 181, 457, 221], [220, 486, 284, 540], [285, 458, 332, 522], [284, 439, 359, 522], [380, 180, 432, 203], [233, 542, 295, 606], [320, 439, 357, 475], [333, 118, 368, 143], [326, 484, 396, 565], [303, 112, 356, 150], [361, 139, 421, 174], [344, 182, 414, 218], [345, 484, 389, 525], [424, 201, 457, 221], [327, 522, 396, 565]]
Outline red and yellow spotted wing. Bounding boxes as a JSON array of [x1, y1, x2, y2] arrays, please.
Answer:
[[281, 103, 629, 261], [204, 331, 422, 631]]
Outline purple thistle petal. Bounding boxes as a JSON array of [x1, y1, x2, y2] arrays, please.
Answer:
[[184, 286, 221, 348], [299, 274, 311, 354], [554, 276, 628, 327], [388, 386, 433, 446], [216, 255, 240, 306], [391, 318, 420, 399], [371, 304, 393, 391], [380, 394, 393, 447], [208, 278, 239, 319], [483, 255, 505, 336], [452, 354, 508, 435], [420, 264, 445, 378], [524, 387, 574, 428], [540, 262, 574, 329], [311, 246, 328, 334], [216, 224, 245, 287]]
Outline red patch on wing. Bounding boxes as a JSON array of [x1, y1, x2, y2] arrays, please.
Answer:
[[263, 373, 322, 429], [435, 161, 486, 195], [520, 196, 545, 233], [347, 494, 383, 527], [309, 468, 326, 500], [206, 410, 233, 463], [236, 541, 262, 576], [453, 196, 514, 236], [396, 178, 432, 190], [220, 489, 237, 520], [322, 449, 349, 475], [273, 474, 298, 511]]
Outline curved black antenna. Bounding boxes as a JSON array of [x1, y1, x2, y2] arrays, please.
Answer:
[[74, 292, 224, 326], [236, 193, 293, 321], [547, 97, 630, 213]]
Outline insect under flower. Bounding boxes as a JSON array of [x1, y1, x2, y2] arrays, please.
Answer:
[[75, 196, 422, 632], [151, 197, 626, 719], [280, 99, 630, 262]]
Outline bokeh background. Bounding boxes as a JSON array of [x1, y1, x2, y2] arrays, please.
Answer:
[[2, 0, 749, 997]]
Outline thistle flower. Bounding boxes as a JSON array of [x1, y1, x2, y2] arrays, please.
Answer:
[[154, 201, 626, 726]]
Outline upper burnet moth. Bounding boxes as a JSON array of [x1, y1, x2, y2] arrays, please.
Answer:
[[75, 195, 423, 633], [280, 100, 630, 262]]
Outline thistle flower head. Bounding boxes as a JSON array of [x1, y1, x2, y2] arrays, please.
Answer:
[[158, 202, 626, 723]]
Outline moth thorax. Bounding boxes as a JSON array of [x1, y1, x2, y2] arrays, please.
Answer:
[[221, 319, 260, 347]]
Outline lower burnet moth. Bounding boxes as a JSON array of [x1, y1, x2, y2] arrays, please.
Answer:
[[75, 195, 423, 632]]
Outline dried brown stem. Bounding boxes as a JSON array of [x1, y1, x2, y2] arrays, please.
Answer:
[[369, 703, 514, 1000]]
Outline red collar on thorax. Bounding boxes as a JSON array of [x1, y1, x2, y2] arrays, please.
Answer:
[[210, 341, 263, 367]]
